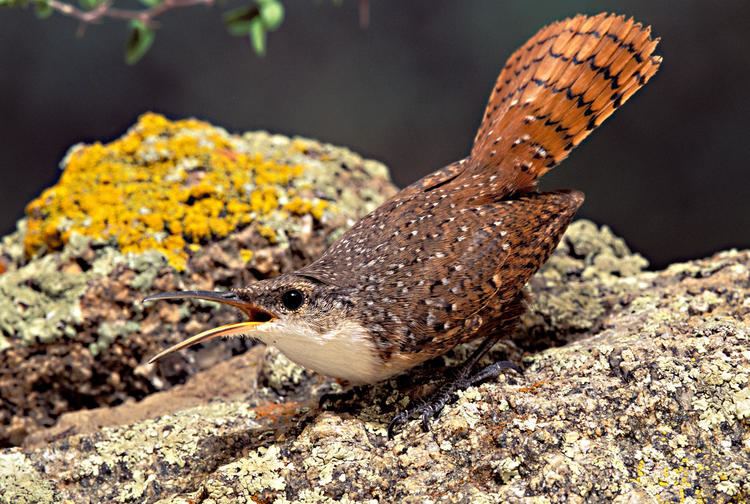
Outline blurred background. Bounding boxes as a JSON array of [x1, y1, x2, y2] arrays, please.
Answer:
[[1, 0, 748, 268]]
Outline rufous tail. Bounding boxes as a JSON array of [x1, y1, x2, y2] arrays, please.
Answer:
[[468, 13, 661, 193]]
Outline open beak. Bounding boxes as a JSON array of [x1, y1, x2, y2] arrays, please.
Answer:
[[142, 290, 275, 364]]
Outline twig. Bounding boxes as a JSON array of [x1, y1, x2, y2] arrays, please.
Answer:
[[358, 0, 369, 29], [47, 0, 214, 26]]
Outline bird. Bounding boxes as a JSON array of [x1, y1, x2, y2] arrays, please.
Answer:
[[144, 12, 662, 435]]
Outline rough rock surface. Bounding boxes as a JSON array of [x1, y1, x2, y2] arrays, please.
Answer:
[[0, 114, 397, 446], [2, 220, 748, 503]]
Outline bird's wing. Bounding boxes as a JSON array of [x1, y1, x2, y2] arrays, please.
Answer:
[[370, 190, 585, 354]]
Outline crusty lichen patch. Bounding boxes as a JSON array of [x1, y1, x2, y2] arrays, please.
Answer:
[[0, 233, 121, 347], [53, 400, 270, 503], [197, 445, 289, 503], [521, 220, 651, 345], [0, 451, 55, 504], [24, 113, 330, 271]]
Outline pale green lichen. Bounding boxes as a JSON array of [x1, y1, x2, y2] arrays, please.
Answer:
[[127, 250, 169, 291], [201, 445, 288, 502], [734, 387, 750, 420], [0, 234, 122, 346], [524, 220, 651, 335], [40, 399, 262, 502], [544, 220, 649, 279], [0, 221, 26, 269], [260, 347, 312, 393], [0, 451, 55, 504], [493, 457, 522, 484], [89, 320, 141, 357], [118, 471, 157, 503]]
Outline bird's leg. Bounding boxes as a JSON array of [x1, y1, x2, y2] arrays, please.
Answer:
[[387, 334, 521, 438]]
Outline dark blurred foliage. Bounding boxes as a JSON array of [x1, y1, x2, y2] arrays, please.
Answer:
[[1, 0, 748, 268]]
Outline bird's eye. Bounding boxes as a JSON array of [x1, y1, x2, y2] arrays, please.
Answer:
[[281, 289, 304, 311]]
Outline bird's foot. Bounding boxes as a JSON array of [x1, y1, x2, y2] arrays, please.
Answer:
[[387, 359, 521, 438]]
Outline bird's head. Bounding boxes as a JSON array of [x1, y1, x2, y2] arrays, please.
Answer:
[[143, 273, 354, 364]]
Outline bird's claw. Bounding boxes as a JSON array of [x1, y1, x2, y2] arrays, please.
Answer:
[[386, 359, 521, 439], [420, 407, 435, 432], [386, 386, 456, 438], [387, 410, 409, 439]]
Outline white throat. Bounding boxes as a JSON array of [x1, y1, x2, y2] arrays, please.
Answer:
[[255, 319, 390, 384]]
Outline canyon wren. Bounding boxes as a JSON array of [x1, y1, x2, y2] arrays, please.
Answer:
[[145, 13, 661, 434]]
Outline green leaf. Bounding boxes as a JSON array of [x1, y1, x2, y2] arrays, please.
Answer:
[[138, 0, 161, 6], [225, 2, 280, 55], [78, 0, 100, 10], [1, 0, 31, 6], [34, 0, 52, 18], [224, 5, 258, 36], [125, 19, 155, 65], [226, 19, 253, 36], [249, 17, 266, 56], [259, 0, 283, 31]]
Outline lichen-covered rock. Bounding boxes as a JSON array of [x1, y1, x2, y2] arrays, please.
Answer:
[[1, 222, 747, 503], [520, 220, 650, 350], [0, 113, 397, 446]]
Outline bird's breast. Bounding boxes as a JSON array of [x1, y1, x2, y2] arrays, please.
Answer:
[[263, 319, 398, 384]]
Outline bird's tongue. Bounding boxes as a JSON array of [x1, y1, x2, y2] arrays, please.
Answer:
[[142, 290, 273, 364], [147, 321, 265, 364]]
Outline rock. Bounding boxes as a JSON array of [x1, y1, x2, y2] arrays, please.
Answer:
[[0, 113, 397, 447], [2, 220, 748, 503]]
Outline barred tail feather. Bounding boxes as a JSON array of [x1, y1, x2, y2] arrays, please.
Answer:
[[468, 13, 662, 193]]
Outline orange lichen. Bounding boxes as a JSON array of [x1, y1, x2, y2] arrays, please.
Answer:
[[253, 400, 303, 420], [517, 380, 547, 394], [24, 113, 324, 270]]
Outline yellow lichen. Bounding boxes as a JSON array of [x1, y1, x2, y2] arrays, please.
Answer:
[[239, 249, 254, 263], [284, 196, 328, 220], [257, 225, 278, 244], [24, 113, 325, 270]]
